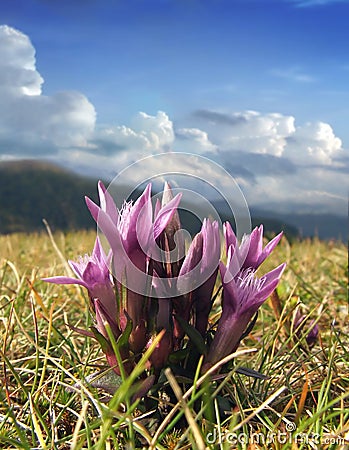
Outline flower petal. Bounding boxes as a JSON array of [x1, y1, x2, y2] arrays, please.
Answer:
[[42, 276, 87, 288], [92, 236, 111, 274], [125, 183, 152, 251], [178, 232, 203, 277], [85, 196, 101, 223], [135, 196, 153, 250], [220, 279, 240, 315], [242, 225, 264, 268], [223, 245, 241, 283], [256, 231, 283, 267], [153, 193, 182, 240], [98, 181, 118, 223], [254, 263, 286, 304], [223, 221, 237, 253], [154, 198, 161, 218], [92, 235, 103, 261], [201, 219, 220, 275], [68, 259, 85, 278]]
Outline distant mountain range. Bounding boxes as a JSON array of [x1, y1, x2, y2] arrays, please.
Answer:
[[0, 160, 346, 242], [213, 199, 347, 242], [251, 208, 347, 242], [0, 160, 98, 233]]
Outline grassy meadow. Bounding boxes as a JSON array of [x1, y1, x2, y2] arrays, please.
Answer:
[[0, 230, 348, 449]]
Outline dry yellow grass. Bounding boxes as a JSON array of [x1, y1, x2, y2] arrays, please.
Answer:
[[0, 231, 348, 449]]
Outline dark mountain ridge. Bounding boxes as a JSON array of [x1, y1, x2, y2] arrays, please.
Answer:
[[0, 160, 345, 242], [0, 160, 99, 233]]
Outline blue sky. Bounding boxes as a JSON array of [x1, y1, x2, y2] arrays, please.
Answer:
[[0, 0, 348, 214]]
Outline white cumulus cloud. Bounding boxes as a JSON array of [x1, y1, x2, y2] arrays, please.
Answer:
[[131, 111, 175, 151], [285, 121, 342, 164], [93, 111, 175, 156], [195, 108, 343, 166], [175, 127, 218, 153], [195, 110, 296, 156], [0, 25, 43, 96], [191, 108, 347, 213], [0, 25, 96, 155]]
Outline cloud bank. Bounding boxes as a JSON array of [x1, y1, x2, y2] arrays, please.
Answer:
[[0, 25, 347, 215], [0, 25, 96, 155]]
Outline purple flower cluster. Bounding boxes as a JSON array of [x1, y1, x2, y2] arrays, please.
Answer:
[[44, 182, 285, 379]]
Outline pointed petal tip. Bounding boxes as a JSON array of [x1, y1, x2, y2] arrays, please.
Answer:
[[85, 196, 101, 222], [144, 182, 152, 196], [279, 261, 287, 274], [153, 192, 182, 239], [263, 262, 286, 285], [98, 180, 107, 192], [85, 195, 96, 208], [161, 181, 174, 206], [163, 180, 171, 191], [276, 261, 287, 272], [41, 276, 87, 288], [94, 235, 102, 247]]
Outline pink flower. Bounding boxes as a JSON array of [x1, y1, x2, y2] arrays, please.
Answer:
[[176, 219, 221, 338], [224, 222, 283, 276], [85, 181, 182, 261], [43, 236, 132, 375], [204, 227, 285, 370], [85, 181, 182, 353], [43, 236, 118, 322], [45, 179, 287, 381]]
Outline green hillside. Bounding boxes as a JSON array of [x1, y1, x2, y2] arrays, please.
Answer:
[[0, 160, 99, 233]]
